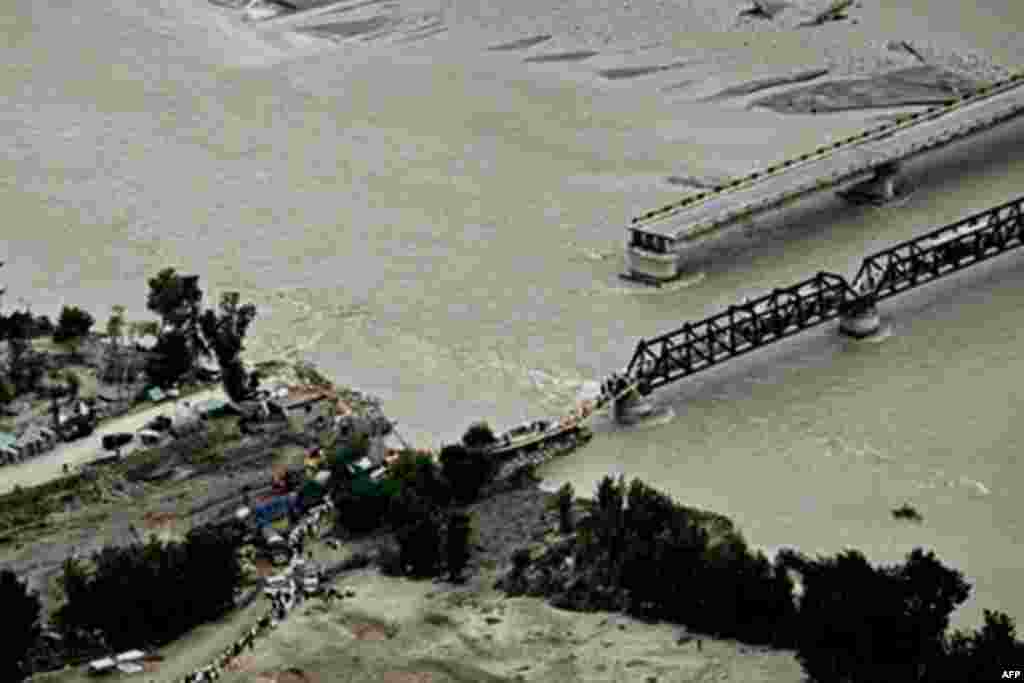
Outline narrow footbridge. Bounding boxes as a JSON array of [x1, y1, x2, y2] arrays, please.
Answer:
[[619, 195, 1024, 396]]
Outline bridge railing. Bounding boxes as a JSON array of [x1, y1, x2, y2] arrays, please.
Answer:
[[630, 71, 1024, 230], [853, 195, 1024, 299], [620, 193, 1024, 397], [625, 271, 855, 391]]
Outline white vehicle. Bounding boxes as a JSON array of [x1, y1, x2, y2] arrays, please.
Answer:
[[264, 574, 292, 596], [87, 657, 117, 675]]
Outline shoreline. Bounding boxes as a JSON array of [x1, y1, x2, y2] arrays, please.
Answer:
[[8, 357, 805, 683]]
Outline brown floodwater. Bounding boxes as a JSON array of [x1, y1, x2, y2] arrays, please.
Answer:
[[3, 0, 1024, 630]]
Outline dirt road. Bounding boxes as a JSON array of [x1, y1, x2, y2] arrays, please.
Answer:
[[0, 388, 226, 495]]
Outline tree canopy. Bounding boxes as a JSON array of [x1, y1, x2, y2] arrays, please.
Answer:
[[0, 568, 41, 681], [52, 306, 95, 353], [199, 292, 258, 402]]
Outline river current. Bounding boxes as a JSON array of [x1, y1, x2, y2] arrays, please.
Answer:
[[4, 0, 1024, 629]]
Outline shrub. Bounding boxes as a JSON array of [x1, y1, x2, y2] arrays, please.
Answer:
[[554, 483, 574, 534], [0, 377, 16, 405], [54, 531, 243, 650], [0, 569, 41, 681], [53, 306, 95, 346], [445, 511, 473, 582], [394, 493, 445, 578], [439, 444, 493, 505], [461, 421, 497, 450]]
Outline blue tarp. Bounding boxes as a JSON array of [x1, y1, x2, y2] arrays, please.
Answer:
[[251, 494, 296, 527]]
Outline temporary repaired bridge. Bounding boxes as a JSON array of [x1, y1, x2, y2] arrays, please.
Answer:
[[609, 195, 1024, 419], [625, 71, 1024, 284]]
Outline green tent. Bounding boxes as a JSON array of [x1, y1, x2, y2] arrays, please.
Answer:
[[146, 387, 165, 403], [298, 480, 327, 509], [195, 398, 234, 418]]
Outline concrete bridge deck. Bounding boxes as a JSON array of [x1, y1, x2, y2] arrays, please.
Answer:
[[625, 72, 1024, 283]]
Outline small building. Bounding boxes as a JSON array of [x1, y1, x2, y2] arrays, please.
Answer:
[[271, 389, 332, 430], [15, 425, 57, 459], [0, 431, 21, 464]]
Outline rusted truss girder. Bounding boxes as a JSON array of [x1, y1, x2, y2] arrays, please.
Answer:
[[623, 193, 1024, 395], [625, 272, 856, 391], [853, 195, 1024, 300]]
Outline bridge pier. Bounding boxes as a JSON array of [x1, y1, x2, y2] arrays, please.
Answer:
[[838, 297, 881, 338], [624, 230, 681, 284], [610, 380, 656, 424], [839, 161, 905, 204]]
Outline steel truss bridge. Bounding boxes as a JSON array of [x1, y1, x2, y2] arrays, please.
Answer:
[[622, 195, 1024, 395]]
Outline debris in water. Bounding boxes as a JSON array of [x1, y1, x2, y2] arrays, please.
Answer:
[[891, 503, 923, 523]]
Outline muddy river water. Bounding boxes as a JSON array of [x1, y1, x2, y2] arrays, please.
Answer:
[[4, 0, 1024, 629]]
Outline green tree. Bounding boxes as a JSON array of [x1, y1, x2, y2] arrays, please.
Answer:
[[439, 443, 493, 504], [393, 489, 444, 577], [130, 320, 160, 345], [445, 511, 473, 582], [593, 475, 626, 585], [146, 269, 207, 384], [792, 548, 971, 683], [183, 525, 244, 622], [54, 556, 95, 642], [53, 306, 95, 360], [3, 310, 34, 394], [554, 482, 575, 534], [0, 568, 42, 681], [896, 548, 971, 680], [198, 292, 257, 402], [105, 305, 126, 348], [461, 421, 497, 450], [146, 331, 193, 388]]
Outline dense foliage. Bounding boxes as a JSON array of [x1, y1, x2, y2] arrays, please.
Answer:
[[0, 569, 41, 681], [461, 421, 497, 450], [52, 306, 95, 348], [516, 474, 1024, 683], [327, 439, 480, 581], [1, 310, 49, 397], [145, 268, 257, 394], [439, 443, 495, 504], [54, 526, 243, 651], [198, 292, 258, 402], [554, 482, 574, 534]]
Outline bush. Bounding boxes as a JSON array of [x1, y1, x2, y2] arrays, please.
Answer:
[[54, 531, 243, 650], [393, 491, 445, 578], [0, 377, 16, 405], [461, 421, 497, 450], [439, 444, 494, 505], [145, 331, 193, 388], [790, 547, 973, 682], [554, 482, 574, 534], [0, 569, 41, 681], [445, 512, 473, 582], [387, 451, 451, 509], [568, 476, 795, 646], [52, 306, 94, 345]]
